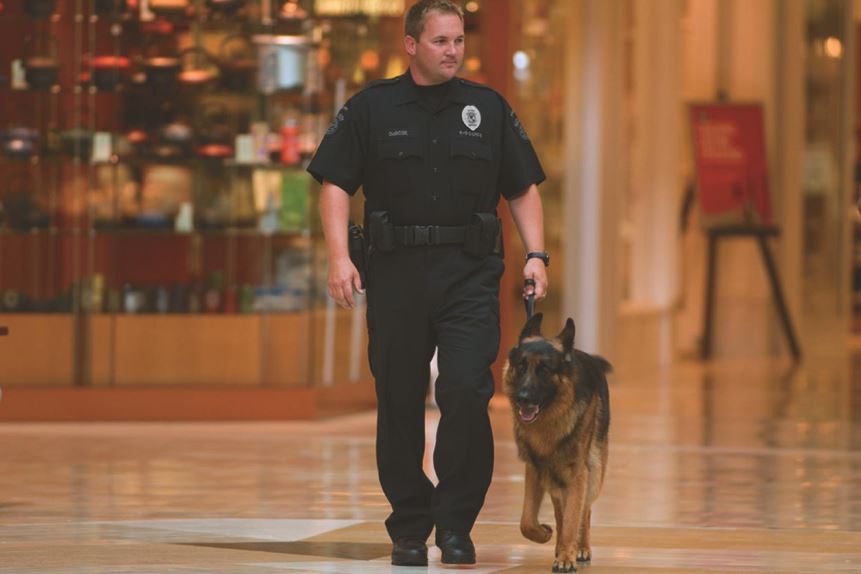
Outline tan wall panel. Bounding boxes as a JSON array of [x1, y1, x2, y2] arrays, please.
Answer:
[[0, 315, 74, 386], [311, 307, 372, 387], [89, 315, 114, 387], [112, 315, 261, 386], [263, 313, 312, 387]]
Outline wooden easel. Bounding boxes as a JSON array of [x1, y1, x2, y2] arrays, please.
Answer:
[[687, 100, 801, 361], [701, 225, 801, 360]]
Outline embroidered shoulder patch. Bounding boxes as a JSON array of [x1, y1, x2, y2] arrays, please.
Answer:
[[327, 105, 349, 135], [510, 110, 529, 141]]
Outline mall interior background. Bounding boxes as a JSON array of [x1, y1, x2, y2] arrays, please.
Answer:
[[0, 0, 858, 420]]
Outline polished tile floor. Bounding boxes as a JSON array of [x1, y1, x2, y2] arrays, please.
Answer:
[[1, 351, 861, 573]]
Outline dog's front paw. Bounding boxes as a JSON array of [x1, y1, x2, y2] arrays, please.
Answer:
[[552, 550, 577, 573], [521, 522, 553, 544], [576, 547, 591, 563]]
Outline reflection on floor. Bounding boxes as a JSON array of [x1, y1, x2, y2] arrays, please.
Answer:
[[1, 352, 860, 573]]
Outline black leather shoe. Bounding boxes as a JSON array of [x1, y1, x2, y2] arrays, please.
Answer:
[[391, 537, 428, 566], [435, 530, 476, 565]]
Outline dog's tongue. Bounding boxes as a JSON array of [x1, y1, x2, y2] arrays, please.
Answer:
[[519, 405, 540, 423]]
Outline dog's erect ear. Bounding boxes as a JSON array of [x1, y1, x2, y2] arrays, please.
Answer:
[[558, 318, 576, 359], [519, 312, 544, 342]]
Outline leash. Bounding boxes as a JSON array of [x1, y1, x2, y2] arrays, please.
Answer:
[[524, 278, 536, 318]]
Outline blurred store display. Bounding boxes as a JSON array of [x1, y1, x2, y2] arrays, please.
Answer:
[[314, 0, 402, 17], [0, 0, 405, 387]]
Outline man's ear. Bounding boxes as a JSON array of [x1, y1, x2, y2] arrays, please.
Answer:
[[404, 35, 417, 57]]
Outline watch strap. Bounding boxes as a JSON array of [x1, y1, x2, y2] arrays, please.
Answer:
[[526, 251, 550, 266]]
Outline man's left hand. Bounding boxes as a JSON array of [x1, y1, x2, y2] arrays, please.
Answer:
[[523, 259, 548, 300]]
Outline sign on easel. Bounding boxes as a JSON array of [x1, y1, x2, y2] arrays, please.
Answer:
[[689, 102, 800, 359], [689, 103, 772, 228]]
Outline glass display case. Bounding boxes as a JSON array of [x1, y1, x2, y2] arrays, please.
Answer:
[[0, 0, 411, 393], [802, 0, 853, 339], [506, 0, 567, 325]]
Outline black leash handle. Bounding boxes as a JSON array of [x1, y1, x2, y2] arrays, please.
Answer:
[[524, 278, 536, 318]]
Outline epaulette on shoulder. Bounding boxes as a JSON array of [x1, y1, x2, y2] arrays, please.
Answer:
[[365, 76, 402, 90], [457, 77, 495, 92]]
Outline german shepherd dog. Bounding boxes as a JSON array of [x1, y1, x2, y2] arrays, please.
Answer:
[[503, 313, 611, 572]]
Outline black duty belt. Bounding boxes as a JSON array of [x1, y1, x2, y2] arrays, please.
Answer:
[[393, 225, 468, 247]]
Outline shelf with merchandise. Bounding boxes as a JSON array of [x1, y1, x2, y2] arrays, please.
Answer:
[[88, 156, 313, 170], [0, 0, 387, 398]]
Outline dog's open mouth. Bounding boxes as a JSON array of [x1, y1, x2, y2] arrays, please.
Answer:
[[518, 404, 541, 423]]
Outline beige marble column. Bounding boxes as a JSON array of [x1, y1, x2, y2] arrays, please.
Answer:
[[561, 0, 625, 359], [618, 0, 684, 371]]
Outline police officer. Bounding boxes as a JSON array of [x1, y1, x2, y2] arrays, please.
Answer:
[[307, 0, 548, 567]]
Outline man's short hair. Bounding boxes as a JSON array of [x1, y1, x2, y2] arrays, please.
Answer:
[[404, 0, 464, 40]]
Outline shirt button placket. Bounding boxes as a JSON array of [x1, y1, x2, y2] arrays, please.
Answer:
[[429, 122, 443, 208]]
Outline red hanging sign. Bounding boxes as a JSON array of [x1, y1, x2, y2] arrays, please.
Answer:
[[689, 103, 772, 228]]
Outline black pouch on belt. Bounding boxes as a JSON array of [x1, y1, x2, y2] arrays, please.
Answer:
[[348, 221, 367, 288], [463, 212, 500, 257], [368, 210, 396, 252]]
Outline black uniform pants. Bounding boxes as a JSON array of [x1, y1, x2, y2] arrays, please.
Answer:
[[366, 245, 504, 542]]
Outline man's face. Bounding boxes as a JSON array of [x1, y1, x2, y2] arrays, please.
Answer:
[[405, 10, 464, 85]]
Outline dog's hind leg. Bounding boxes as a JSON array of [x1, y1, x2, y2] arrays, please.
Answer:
[[576, 506, 591, 563], [550, 490, 564, 559], [520, 463, 552, 544], [577, 443, 608, 562]]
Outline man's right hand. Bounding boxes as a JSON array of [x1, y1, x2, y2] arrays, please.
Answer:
[[327, 255, 364, 309]]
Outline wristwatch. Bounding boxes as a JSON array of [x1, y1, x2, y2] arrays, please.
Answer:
[[525, 251, 550, 267]]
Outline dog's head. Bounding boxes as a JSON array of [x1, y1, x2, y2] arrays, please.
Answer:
[[503, 313, 576, 425]]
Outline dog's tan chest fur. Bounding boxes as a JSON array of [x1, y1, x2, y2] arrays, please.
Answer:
[[515, 397, 600, 486]]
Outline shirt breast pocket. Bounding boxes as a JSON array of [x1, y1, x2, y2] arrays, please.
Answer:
[[450, 138, 494, 215], [377, 138, 424, 199]]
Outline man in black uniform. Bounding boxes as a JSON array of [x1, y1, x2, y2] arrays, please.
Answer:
[[307, 0, 548, 567]]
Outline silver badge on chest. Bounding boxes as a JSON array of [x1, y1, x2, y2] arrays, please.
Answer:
[[462, 105, 481, 131]]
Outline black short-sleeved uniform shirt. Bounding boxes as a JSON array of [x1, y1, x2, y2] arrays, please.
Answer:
[[307, 70, 545, 227]]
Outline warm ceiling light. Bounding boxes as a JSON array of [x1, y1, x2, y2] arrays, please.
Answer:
[[465, 1, 479, 13], [824, 36, 843, 59], [360, 49, 380, 71], [513, 50, 530, 70]]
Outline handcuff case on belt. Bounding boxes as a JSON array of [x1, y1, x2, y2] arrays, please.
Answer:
[[368, 211, 397, 252], [464, 212, 501, 257]]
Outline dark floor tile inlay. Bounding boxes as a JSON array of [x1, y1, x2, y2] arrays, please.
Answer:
[[176, 541, 392, 561]]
